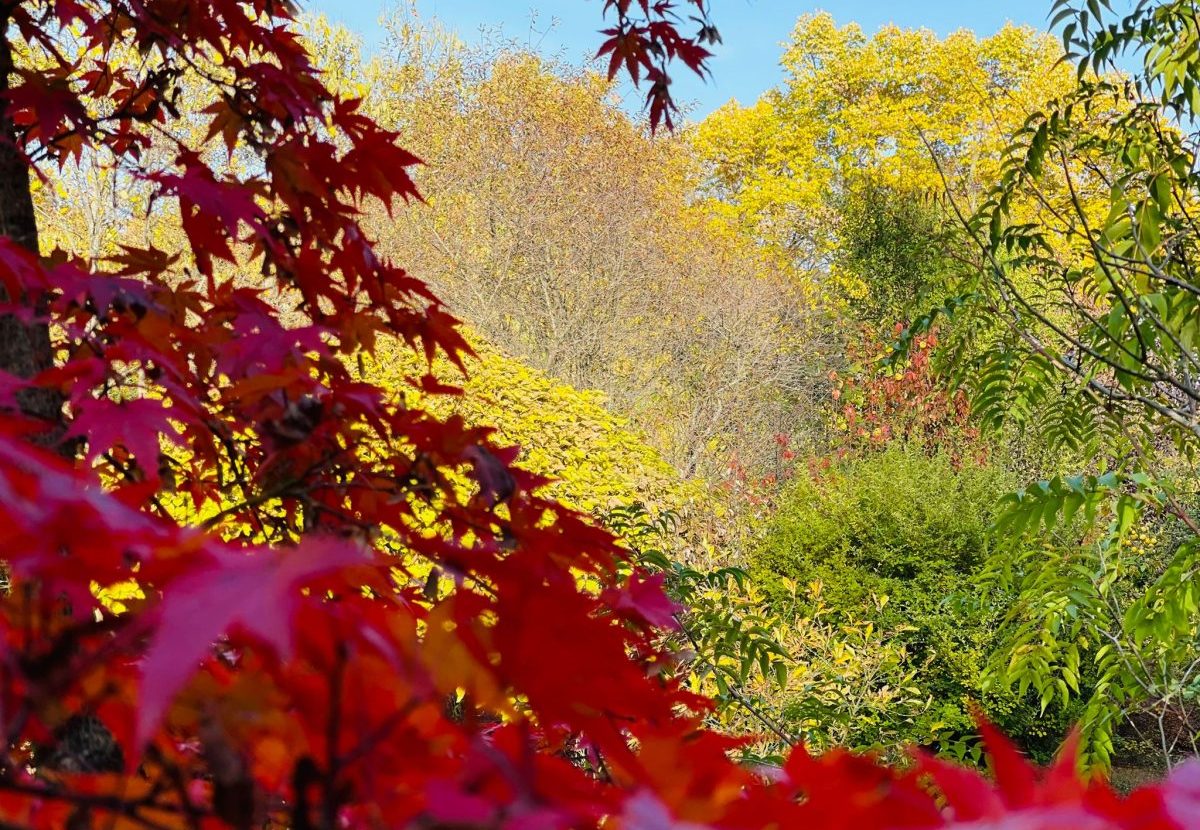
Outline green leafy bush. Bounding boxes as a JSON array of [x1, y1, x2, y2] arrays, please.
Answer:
[[754, 448, 1005, 601], [751, 446, 1080, 760], [609, 504, 933, 765]]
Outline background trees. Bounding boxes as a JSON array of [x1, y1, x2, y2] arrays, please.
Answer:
[[694, 15, 1075, 321], [337, 13, 829, 483]]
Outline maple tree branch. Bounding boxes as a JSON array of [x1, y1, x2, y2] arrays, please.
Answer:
[[143, 746, 208, 830], [335, 701, 420, 773], [0, 775, 194, 830], [102, 451, 174, 519], [200, 451, 340, 532]]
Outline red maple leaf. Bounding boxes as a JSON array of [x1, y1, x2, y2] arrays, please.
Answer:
[[137, 537, 371, 745]]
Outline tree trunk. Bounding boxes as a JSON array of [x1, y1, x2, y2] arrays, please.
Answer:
[[0, 26, 65, 443], [0, 36, 122, 775]]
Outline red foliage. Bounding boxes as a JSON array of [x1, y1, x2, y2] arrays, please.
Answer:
[[597, 0, 719, 131], [719, 432, 799, 519], [832, 328, 983, 460], [0, 2, 1194, 829], [721, 329, 982, 522]]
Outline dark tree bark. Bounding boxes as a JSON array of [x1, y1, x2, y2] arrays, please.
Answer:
[[0, 24, 122, 766], [0, 25, 65, 443]]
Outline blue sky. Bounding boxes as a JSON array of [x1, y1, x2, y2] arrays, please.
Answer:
[[302, 1, 1059, 118]]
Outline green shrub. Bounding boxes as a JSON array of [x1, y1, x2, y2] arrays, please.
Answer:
[[751, 446, 1081, 761], [754, 448, 1007, 605]]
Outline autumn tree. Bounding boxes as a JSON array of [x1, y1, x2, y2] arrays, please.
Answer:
[[694, 15, 1076, 318], [320, 11, 828, 483]]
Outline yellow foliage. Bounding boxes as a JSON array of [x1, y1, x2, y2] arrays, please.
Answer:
[[364, 332, 704, 524], [92, 579, 145, 615], [693, 14, 1077, 259], [314, 9, 823, 482]]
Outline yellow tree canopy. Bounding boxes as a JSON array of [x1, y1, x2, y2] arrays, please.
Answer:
[[693, 14, 1076, 261]]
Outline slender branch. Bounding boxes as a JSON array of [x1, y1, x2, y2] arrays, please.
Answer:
[[679, 622, 799, 748]]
